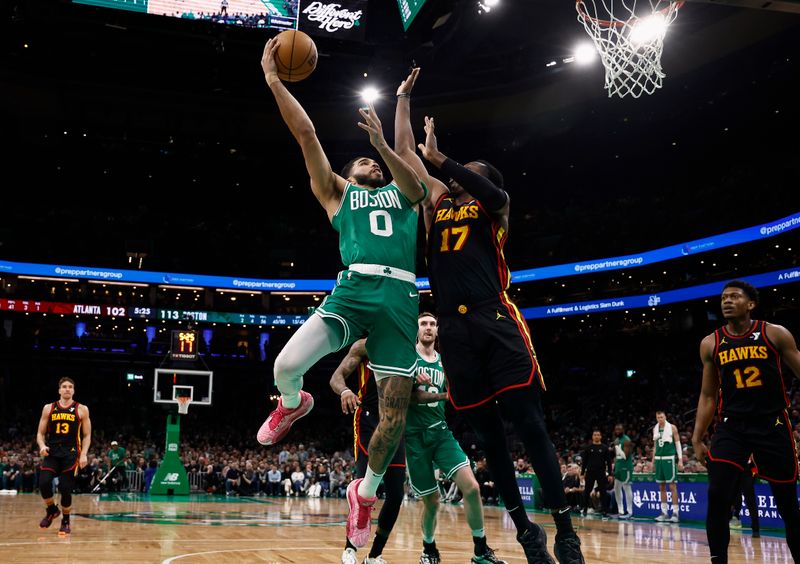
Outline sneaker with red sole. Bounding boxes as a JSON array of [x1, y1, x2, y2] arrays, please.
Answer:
[[256, 390, 314, 446], [39, 506, 60, 529], [58, 517, 71, 536], [346, 478, 376, 548]]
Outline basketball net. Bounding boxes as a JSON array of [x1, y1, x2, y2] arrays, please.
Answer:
[[576, 0, 683, 98], [176, 396, 191, 415]]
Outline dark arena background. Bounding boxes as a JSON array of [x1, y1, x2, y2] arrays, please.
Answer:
[[0, 0, 798, 561]]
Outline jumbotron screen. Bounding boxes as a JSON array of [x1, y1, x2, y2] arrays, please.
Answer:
[[72, 0, 300, 30]]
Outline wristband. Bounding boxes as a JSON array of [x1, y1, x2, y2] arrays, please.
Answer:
[[340, 389, 353, 396], [397, 93, 411, 98]]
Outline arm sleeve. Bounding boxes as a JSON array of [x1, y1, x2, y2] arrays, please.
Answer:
[[440, 158, 508, 211]]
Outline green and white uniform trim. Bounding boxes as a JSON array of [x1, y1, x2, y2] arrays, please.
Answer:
[[316, 180, 421, 377]]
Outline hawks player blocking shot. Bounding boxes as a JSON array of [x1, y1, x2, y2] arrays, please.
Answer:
[[394, 69, 583, 564], [36, 377, 92, 535], [256, 38, 427, 548], [692, 280, 800, 563], [329, 338, 407, 564]]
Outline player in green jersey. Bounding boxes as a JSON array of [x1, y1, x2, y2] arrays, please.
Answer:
[[408, 313, 506, 564], [611, 423, 633, 519], [651, 411, 683, 522], [256, 38, 427, 549]]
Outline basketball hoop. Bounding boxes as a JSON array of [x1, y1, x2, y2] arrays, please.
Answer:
[[176, 396, 191, 415], [576, 0, 683, 98]]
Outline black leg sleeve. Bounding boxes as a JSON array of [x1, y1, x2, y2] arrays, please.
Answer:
[[58, 471, 75, 508], [376, 466, 405, 536], [498, 387, 569, 510], [707, 461, 743, 563], [461, 402, 526, 513], [769, 481, 800, 561], [740, 470, 759, 532], [39, 469, 55, 500]]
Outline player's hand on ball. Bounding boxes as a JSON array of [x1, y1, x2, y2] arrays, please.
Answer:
[[40, 446, 49, 457], [261, 38, 280, 79]]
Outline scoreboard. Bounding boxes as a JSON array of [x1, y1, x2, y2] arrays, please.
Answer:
[[0, 299, 306, 326]]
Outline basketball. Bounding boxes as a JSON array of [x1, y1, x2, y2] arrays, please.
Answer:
[[274, 30, 317, 82]]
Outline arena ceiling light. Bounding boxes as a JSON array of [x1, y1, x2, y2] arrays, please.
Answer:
[[360, 86, 379, 105], [478, 0, 499, 14], [574, 42, 597, 64]]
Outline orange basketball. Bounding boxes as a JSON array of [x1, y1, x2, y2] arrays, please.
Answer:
[[274, 30, 318, 82]]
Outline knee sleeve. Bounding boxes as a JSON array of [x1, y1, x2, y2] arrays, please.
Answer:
[[273, 314, 340, 396], [58, 472, 75, 507], [39, 470, 55, 499]]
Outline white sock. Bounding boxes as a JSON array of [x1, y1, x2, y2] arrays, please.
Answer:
[[660, 502, 668, 515], [358, 465, 384, 499], [281, 392, 301, 409], [672, 504, 679, 516]]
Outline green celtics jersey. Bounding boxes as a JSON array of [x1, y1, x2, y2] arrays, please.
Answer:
[[332, 182, 419, 273], [654, 425, 677, 458], [406, 351, 447, 434], [613, 434, 633, 478]]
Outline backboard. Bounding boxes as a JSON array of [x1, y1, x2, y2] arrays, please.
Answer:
[[154, 368, 213, 407]]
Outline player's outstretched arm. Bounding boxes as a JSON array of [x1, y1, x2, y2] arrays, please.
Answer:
[[261, 39, 345, 219], [358, 101, 425, 205], [692, 334, 720, 465], [418, 116, 509, 214], [329, 339, 367, 414]]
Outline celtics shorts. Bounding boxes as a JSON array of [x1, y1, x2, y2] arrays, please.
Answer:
[[317, 269, 419, 379], [614, 468, 632, 483], [406, 425, 470, 497], [654, 456, 676, 483]]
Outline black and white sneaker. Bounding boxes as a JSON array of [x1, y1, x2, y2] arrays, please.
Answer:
[[517, 523, 555, 564], [554, 532, 585, 564]]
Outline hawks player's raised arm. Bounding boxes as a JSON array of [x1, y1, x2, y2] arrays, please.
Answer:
[[692, 333, 721, 465], [36, 403, 51, 456], [79, 404, 92, 468], [394, 68, 448, 213], [766, 322, 800, 379], [417, 117, 509, 214], [329, 338, 367, 414], [261, 38, 346, 221]]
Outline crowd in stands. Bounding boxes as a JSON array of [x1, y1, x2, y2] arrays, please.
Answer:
[[3, 371, 798, 505]]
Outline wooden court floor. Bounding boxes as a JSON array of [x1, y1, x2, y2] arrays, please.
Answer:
[[0, 493, 794, 563]]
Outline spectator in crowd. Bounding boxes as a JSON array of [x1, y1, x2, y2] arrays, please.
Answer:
[[267, 463, 283, 496], [330, 462, 347, 499], [203, 464, 220, 494], [290, 463, 307, 496], [474, 458, 496, 504], [224, 461, 241, 496], [563, 464, 583, 512], [239, 461, 257, 496]]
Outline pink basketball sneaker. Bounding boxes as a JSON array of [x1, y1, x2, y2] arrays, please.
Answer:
[[346, 478, 376, 547], [256, 390, 314, 445]]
